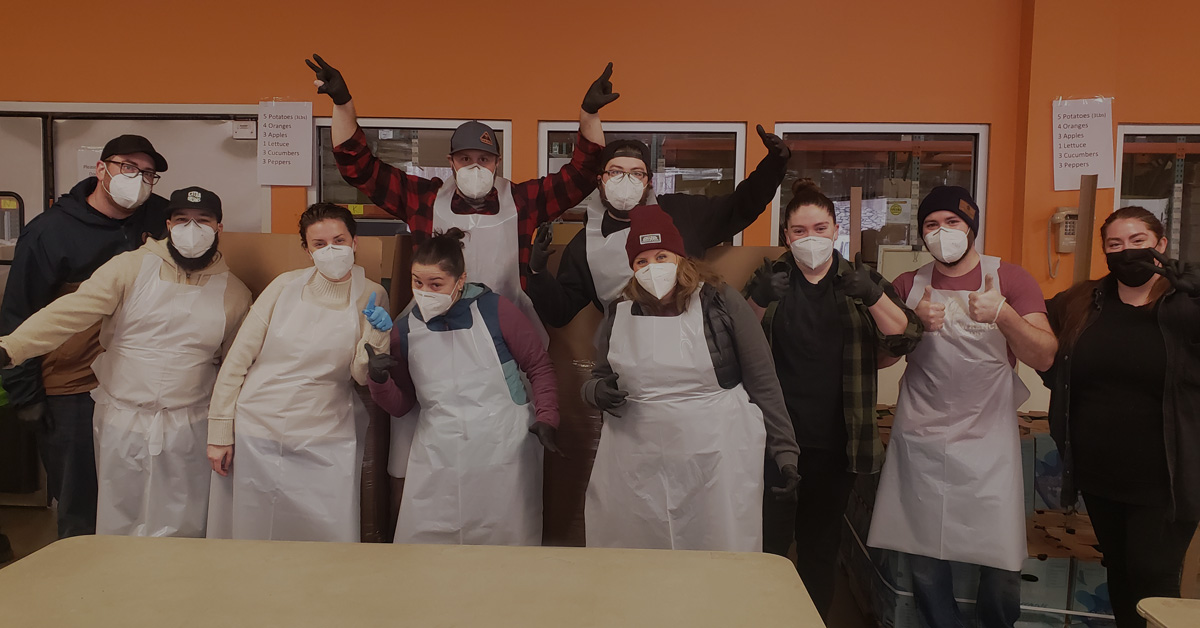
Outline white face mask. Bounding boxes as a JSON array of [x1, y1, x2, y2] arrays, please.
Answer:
[[311, 244, 355, 280], [104, 170, 151, 210], [603, 175, 645, 212], [454, 164, 495, 200], [412, 286, 458, 320], [789, 236, 835, 270], [170, 221, 217, 259], [634, 262, 678, 299], [924, 226, 970, 264]]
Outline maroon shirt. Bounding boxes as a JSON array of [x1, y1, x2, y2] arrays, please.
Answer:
[[893, 259, 1046, 366]]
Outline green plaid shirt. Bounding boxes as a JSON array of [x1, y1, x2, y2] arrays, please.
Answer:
[[746, 251, 922, 474]]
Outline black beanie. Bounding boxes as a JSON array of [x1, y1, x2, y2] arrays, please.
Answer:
[[917, 186, 979, 234]]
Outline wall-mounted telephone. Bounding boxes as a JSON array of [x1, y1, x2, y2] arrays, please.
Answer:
[[1047, 207, 1079, 278]]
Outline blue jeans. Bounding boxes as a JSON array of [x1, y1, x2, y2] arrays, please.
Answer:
[[36, 393, 98, 538], [909, 553, 1021, 628]]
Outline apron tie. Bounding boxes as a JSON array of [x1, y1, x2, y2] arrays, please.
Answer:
[[147, 409, 166, 456]]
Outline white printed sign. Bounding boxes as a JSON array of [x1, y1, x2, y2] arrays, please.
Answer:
[[257, 101, 313, 186], [1052, 98, 1115, 191], [78, 147, 103, 182]]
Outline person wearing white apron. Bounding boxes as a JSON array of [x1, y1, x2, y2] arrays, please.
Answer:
[[205, 203, 389, 542], [0, 187, 251, 537], [365, 228, 561, 545], [525, 128, 792, 328], [581, 205, 800, 551], [867, 186, 1057, 628], [308, 56, 616, 501]]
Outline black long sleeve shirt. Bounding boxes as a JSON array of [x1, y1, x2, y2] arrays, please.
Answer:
[[525, 152, 788, 328]]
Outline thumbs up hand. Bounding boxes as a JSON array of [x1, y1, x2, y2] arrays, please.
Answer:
[[915, 286, 946, 332], [968, 275, 1007, 324], [362, 292, 393, 332]]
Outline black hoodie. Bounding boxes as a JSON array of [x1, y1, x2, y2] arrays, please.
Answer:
[[0, 177, 168, 406]]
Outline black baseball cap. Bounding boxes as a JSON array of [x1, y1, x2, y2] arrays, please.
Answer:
[[449, 121, 500, 156], [166, 186, 222, 222], [600, 139, 651, 171], [101, 135, 168, 172]]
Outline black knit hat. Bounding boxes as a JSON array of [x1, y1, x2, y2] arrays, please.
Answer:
[[917, 186, 979, 234], [600, 139, 651, 172]]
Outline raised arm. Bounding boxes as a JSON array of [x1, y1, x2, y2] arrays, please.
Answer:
[[516, 64, 618, 225], [673, 125, 790, 250], [308, 53, 438, 221]]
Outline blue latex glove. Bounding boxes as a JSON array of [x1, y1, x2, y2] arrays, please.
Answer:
[[362, 292, 392, 332]]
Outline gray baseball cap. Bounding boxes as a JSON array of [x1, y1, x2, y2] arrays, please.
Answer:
[[450, 120, 500, 156]]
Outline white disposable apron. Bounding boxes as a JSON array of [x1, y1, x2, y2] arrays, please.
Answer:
[[395, 299, 543, 545], [90, 254, 227, 537], [433, 177, 547, 347], [584, 197, 636, 307], [867, 256, 1029, 571], [585, 288, 766, 551], [209, 267, 368, 542]]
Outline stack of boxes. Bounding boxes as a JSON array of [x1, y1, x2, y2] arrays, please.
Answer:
[[839, 407, 1117, 627]]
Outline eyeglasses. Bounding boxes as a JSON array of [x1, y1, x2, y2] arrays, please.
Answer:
[[105, 160, 161, 185], [604, 169, 650, 182]]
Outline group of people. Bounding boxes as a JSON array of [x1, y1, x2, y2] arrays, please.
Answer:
[[0, 55, 1194, 628]]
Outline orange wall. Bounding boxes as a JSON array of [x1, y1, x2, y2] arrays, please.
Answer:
[[7, 0, 1026, 254], [1021, 0, 1200, 295]]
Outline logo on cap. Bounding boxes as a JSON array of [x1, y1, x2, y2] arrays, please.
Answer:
[[640, 234, 662, 245], [187, 191, 201, 203], [480, 132, 494, 146], [959, 199, 977, 220]]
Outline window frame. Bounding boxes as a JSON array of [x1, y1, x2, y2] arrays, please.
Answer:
[[769, 122, 990, 250], [1114, 123, 1200, 258]]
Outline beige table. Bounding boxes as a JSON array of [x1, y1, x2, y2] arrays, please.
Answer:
[[1138, 597, 1200, 628], [0, 536, 822, 627]]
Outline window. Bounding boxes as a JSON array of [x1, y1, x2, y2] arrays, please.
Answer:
[[315, 118, 512, 235], [539, 122, 746, 242], [1116, 125, 1200, 262], [771, 124, 989, 255]]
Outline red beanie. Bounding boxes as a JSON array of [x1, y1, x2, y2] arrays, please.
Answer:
[[625, 205, 686, 265]]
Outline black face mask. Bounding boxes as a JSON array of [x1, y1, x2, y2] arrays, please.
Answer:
[[1105, 248, 1156, 287]]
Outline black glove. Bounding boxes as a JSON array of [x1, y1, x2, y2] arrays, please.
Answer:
[[771, 463, 801, 501], [592, 373, 628, 416], [581, 62, 620, 114], [305, 53, 352, 105], [756, 124, 791, 161], [1139, 248, 1200, 296], [15, 401, 47, 428], [837, 252, 885, 306], [530, 422, 565, 457], [748, 258, 788, 307], [529, 222, 555, 275], [365, 344, 398, 384]]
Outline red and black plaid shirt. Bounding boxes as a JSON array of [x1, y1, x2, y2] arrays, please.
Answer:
[[333, 127, 603, 287]]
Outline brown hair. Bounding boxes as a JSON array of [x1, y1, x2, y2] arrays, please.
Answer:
[[298, 202, 358, 248], [1055, 205, 1169, 351], [621, 256, 723, 315], [1100, 205, 1165, 242], [412, 228, 468, 278], [782, 179, 836, 240]]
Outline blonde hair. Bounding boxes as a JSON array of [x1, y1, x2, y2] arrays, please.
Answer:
[[621, 256, 723, 314]]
